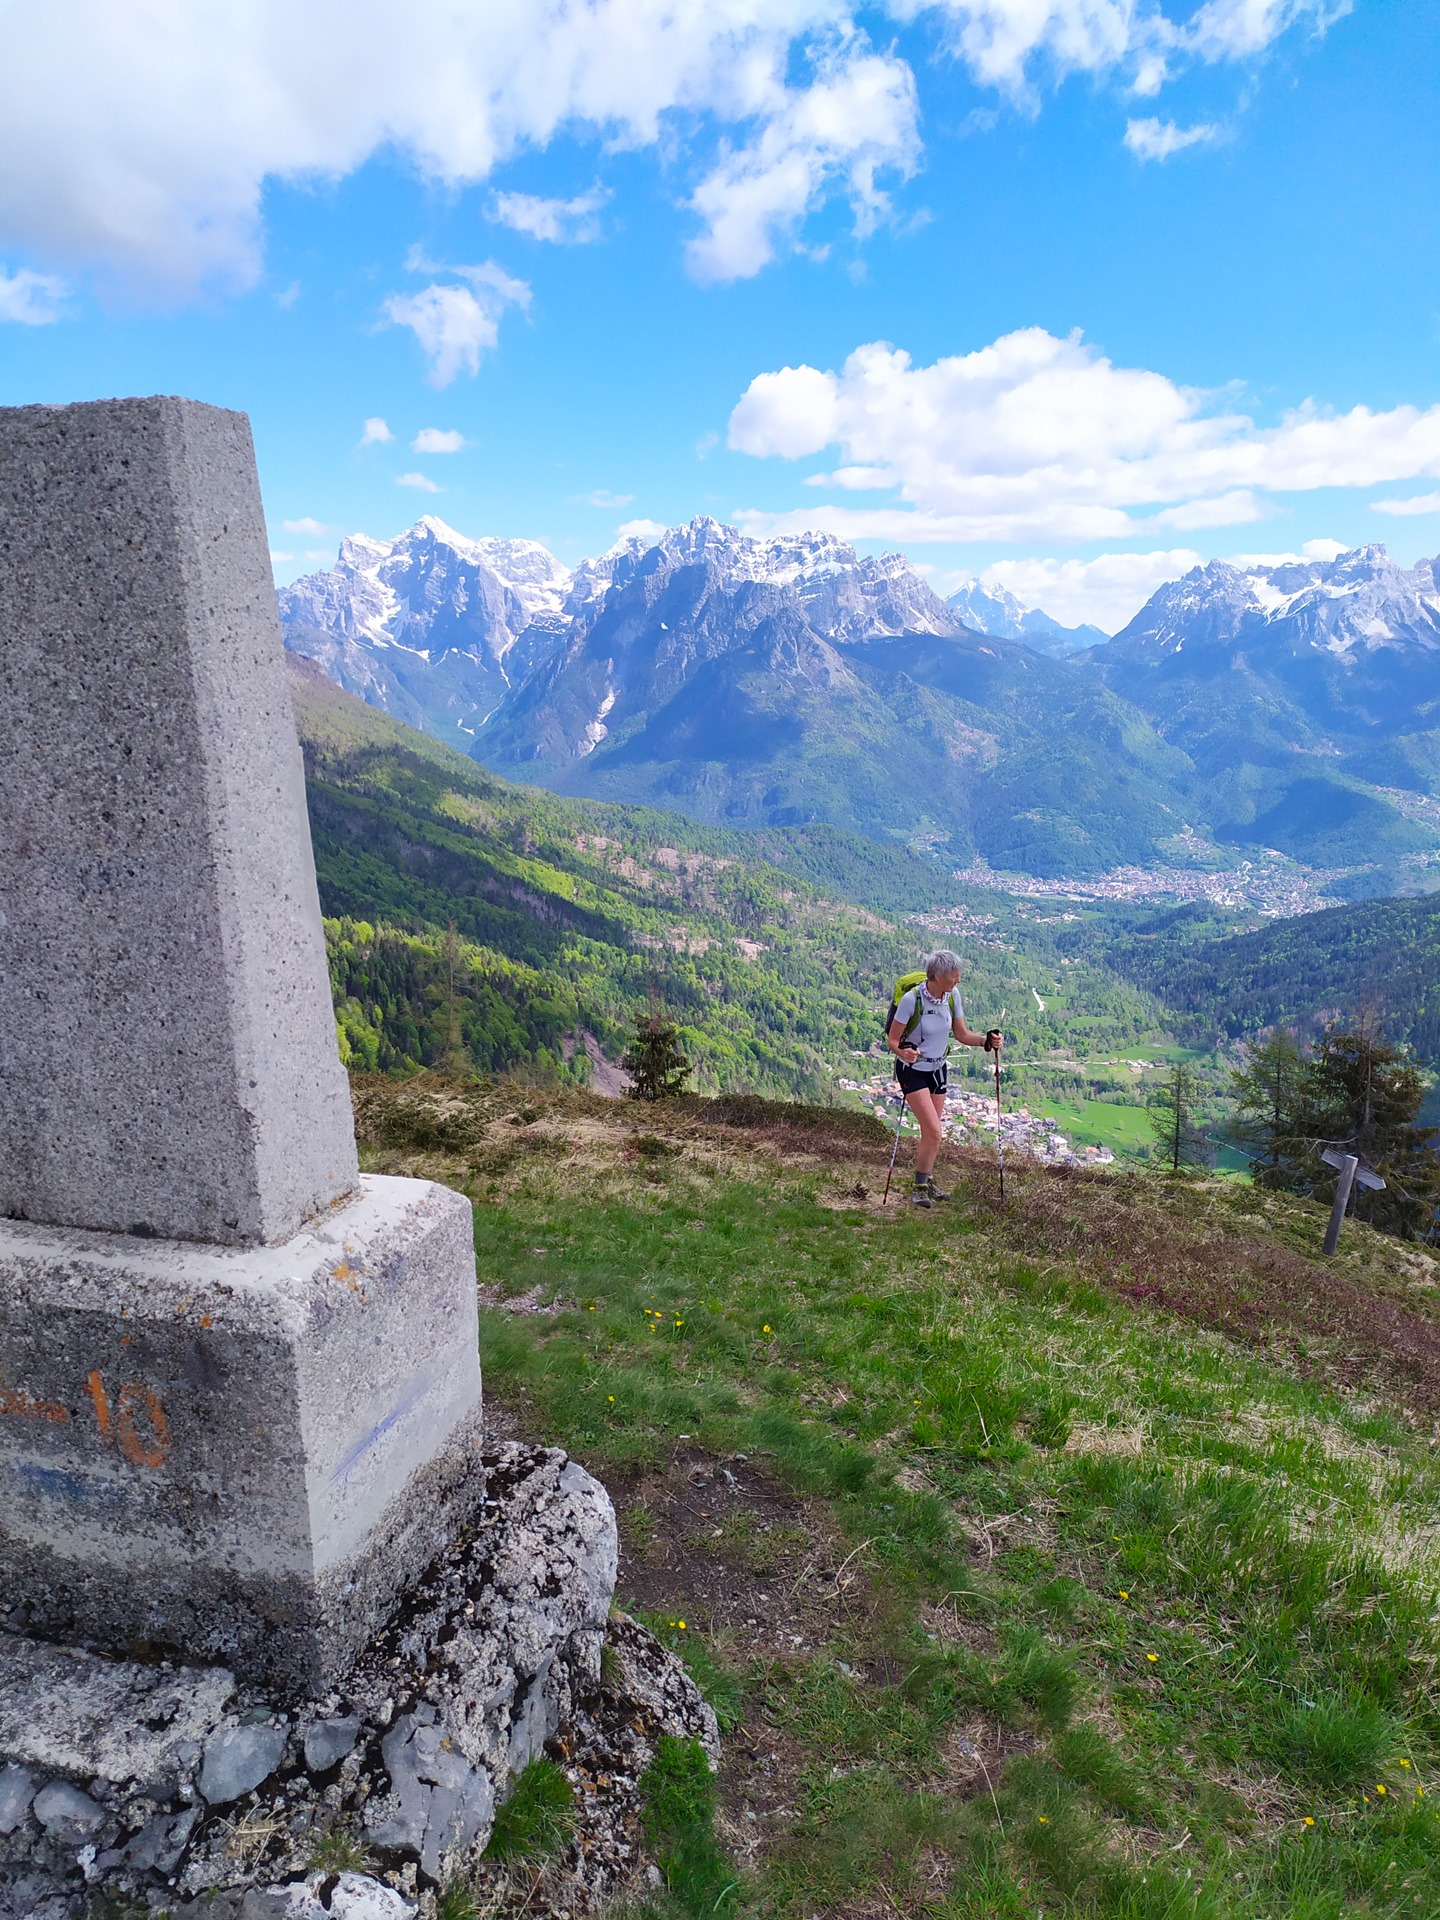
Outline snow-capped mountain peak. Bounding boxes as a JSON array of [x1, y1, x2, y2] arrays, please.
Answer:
[[1110, 544, 1440, 664], [946, 577, 1109, 654]]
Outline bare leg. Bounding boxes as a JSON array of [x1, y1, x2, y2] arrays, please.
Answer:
[[906, 1088, 945, 1175]]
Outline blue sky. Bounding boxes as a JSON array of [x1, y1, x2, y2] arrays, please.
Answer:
[[2, 1, 1437, 630]]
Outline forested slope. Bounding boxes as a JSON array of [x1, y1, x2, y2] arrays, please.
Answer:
[[1098, 890, 1440, 1058], [290, 658, 1162, 1094]]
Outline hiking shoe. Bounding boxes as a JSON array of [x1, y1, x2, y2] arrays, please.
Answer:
[[926, 1177, 952, 1201], [910, 1182, 933, 1209]]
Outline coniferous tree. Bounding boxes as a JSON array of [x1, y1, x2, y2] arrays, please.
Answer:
[[1228, 1029, 1305, 1185], [1295, 1019, 1440, 1240], [1147, 1061, 1208, 1174], [624, 1011, 692, 1101]]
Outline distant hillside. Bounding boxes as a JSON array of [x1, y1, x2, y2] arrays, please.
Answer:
[[291, 659, 1158, 1094], [1098, 890, 1440, 1060]]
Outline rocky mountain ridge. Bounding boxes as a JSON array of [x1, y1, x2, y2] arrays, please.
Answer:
[[946, 578, 1109, 654], [279, 520, 1440, 887]]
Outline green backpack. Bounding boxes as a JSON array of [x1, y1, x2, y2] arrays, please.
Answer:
[[884, 971, 959, 1046]]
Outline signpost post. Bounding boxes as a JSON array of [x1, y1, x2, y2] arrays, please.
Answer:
[[1320, 1146, 1386, 1256]]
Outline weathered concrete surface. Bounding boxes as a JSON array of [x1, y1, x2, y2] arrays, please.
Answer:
[[0, 1444, 684, 1920], [0, 1175, 483, 1688], [0, 395, 357, 1247]]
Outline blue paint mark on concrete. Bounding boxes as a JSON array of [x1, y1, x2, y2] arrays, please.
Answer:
[[13, 1460, 129, 1513], [329, 1375, 431, 1485]]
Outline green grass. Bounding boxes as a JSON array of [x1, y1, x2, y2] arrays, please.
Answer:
[[1033, 1095, 1157, 1154], [638, 1736, 740, 1916], [366, 1084, 1440, 1918], [484, 1758, 575, 1863]]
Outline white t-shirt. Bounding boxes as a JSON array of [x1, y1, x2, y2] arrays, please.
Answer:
[[893, 984, 963, 1070]]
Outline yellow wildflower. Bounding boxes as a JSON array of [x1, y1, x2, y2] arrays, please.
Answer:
[[1304, 1817, 1315, 1827], [1146, 1652, 1158, 1663]]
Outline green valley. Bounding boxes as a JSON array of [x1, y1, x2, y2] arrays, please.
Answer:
[[293, 659, 1171, 1102]]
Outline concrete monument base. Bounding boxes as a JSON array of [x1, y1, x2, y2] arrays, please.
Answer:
[[0, 1176, 484, 1691], [0, 1444, 720, 1920]]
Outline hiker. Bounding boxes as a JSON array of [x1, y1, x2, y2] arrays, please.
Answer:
[[887, 949, 1000, 1208]]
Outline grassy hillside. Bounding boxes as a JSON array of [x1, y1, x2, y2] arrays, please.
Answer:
[[291, 659, 1167, 1097], [357, 1076, 1440, 1920], [1092, 892, 1440, 1061]]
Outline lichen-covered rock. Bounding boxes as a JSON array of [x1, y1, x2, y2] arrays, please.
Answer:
[[237, 1871, 416, 1918], [0, 1441, 700, 1920], [0, 1634, 233, 1800]]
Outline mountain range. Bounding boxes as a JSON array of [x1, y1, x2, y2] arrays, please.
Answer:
[[279, 519, 1440, 890], [944, 578, 1108, 654]]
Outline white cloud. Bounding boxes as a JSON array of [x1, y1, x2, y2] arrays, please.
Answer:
[[1186, 0, 1352, 62], [396, 471, 442, 492], [412, 427, 467, 453], [0, 3, 1341, 296], [360, 417, 394, 445], [282, 515, 334, 534], [728, 327, 1440, 543], [0, 264, 68, 323], [490, 187, 608, 244], [1228, 537, 1346, 563], [616, 517, 667, 540], [1374, 492, 1440, 517], [384, 262, 530, 385], [685, 42, 920, 283], [1124, 117, 1219, 161], [980, 550, 1203, 633], [896, 1, 1340, 94], [268, 549, 295, 564], [1148, 489, 1261, 528], [576, 488, 635, 507]]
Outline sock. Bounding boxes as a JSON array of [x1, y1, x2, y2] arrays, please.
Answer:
[[914, 1170, 930, 1186]]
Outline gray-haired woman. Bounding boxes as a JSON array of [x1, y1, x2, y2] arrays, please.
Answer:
[[886, 949, 1001, 1207]]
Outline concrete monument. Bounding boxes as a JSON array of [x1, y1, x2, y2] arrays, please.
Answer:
[[0, 396, 716, 1919], [0, 397, 485, 1688]]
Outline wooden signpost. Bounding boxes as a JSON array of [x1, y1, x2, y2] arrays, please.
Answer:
[[1319, 1145, 1386, 1256]]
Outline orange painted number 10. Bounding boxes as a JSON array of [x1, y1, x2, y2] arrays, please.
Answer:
[[86, 1371, 170, 1468]]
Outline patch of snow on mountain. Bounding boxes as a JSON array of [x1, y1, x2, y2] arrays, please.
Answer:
[[577, 687, 617, 757]]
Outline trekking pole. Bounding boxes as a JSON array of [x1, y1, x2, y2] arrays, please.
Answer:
[[881, 1093, 906, 1205], [985, 1022, 1006, 1202]]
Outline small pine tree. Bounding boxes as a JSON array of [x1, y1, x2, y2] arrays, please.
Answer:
[[624, 1011, 692, 1102], [1147, 1060, 1208, 1174], [1228, 1028, 1305, 1185]]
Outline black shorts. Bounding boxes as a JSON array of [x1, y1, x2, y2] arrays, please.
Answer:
[[896, 1060, 948, 1097]]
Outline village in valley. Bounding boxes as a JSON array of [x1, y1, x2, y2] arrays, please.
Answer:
[[836, 1060, 1117, 1166]]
